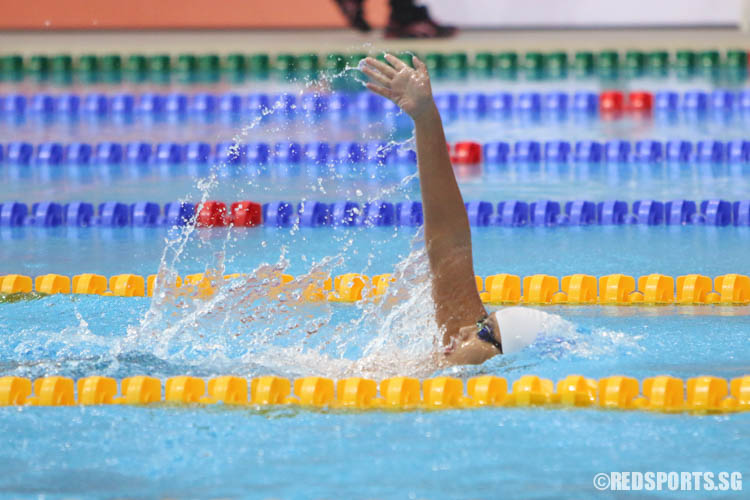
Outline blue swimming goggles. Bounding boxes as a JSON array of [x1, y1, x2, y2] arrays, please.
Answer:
[[476, 315, 503, 353]]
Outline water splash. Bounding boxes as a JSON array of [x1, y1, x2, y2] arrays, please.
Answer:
[[114, 223, 442, 380], [91, 61, 439, 380], [45, 58, 639, 381]]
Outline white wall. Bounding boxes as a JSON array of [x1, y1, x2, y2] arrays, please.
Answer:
[[425, 0, 743, 27]]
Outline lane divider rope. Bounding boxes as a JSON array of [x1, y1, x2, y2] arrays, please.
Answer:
[[4, 138, 750, 167], [2, 89, 747, 121], [1, 374, 748, 413], [2, 272, 750, 305], [2, 198, 749, 228], [0, 48, 742, 82]]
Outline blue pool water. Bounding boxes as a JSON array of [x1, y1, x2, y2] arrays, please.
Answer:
[[2, 64, 750, 499]]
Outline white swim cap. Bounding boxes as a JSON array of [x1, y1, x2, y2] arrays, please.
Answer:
[[492, 307, 552, 354]]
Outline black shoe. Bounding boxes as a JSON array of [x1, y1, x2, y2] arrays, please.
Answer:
[[333, 0, 371, 33], [384, 6, 457, 38]]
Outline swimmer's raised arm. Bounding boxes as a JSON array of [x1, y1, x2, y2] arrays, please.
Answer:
[[361, 54, 500, 364]]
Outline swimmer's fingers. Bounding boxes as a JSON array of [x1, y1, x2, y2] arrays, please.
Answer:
[[412, 56, 428, 76], [366, 82, 396, 100], [385, 53, 408, 70], [361, 65, 391, 88], [364, 57, 396, 78]]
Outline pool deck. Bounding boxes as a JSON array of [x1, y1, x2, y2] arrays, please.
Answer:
[[1, 27, 750, 54]]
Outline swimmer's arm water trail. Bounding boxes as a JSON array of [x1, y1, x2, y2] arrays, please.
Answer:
[[361, 54, 489, 352]]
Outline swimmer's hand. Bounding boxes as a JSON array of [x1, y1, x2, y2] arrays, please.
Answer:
[[360, 54, 434, 120]]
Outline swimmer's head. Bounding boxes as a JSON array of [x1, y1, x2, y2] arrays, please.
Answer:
[[442, 308, 548, 365], [442, 316, 502, 366]]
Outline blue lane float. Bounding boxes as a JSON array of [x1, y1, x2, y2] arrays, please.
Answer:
[[64, 202, 95, 227], [131, 202, 161, 226], [604, 140, 631, 163], [574, 141, 602, 163], [514, 141, 541, 162], [29, 202, 63, 227], [654, 91, 679, 113], [163, 202, 195, 226], [488, 93, 513, 114], [0, 202, 28, 227], [711, 90, 734, 112], [465, 201, 493, 226], [395, 201, 423, 226], [544, 92, 567, 113], [193, 93, 217, 115], [55, 95, 78, 115], [665, 200, 697, 225], [304, 142, 331, 165], [666, 141, 692, 163], [262, 201, 294, 227], [137, 93, 164, 114], [696, 141, 725, 163], [126, 142, 152, 164], [219, 93, 242, 114], [634, 141, 663, 163], [565, 200, 596, 225], [728, 140, 750, 163], [36, 142, 64, 166], [1, 94, 26, 115], [331, 201, 360, 227], [66, 143, 93, 164], [734, 201, 750, 226], [301, 93, 328, 115], [700, 199, 732, 226], [631, 200, 664, 225], [215, 142, 243, 165], [530, 200, 561, 226], [95, 142, 123, 164], [496, 201, 528, 226], [597, 201, 628, 225], [683, 90, 708, 113], [84, 94, 108, 116], [165, 93, 188, 114], [366, 141, 390, 164], [484, 142, 510, 164], [516, 92, 542, 113], [156, 143, 183, 165], [111, 94, 134, 114], [460, 92, 487, 114], [7, 142, 33, 165], [297, 201, 330, 227], [274, 142, 302, 164], [573, 92, 598, 114], [185, 142, 212, 164], [98, 202, 130, 227], [334, 142, 365, 164], [361, 200, 394, 226], [544, 141, 571, 162], [31, 94, 55, 114]]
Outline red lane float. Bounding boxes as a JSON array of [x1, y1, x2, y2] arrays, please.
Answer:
[[195, 201, 228, 227], [230, 201, 262, 227], [196, 200, 262, 227], [599, 90, 624, 115], [450, 141, 482, 165], [627, 91, 653, 113]]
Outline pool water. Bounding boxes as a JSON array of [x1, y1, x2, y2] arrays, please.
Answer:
[[2, 60, 750, 499]]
